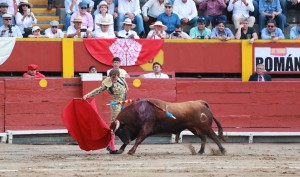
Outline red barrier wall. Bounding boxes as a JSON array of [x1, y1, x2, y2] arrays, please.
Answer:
[[0, 78, 299, 132]]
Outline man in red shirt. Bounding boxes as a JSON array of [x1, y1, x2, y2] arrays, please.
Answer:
[[23, 64, 45, 79]]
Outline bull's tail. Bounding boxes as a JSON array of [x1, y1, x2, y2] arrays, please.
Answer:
[[212, 116, 227, 142]]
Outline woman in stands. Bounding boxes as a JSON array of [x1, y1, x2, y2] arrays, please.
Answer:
[[94, 1, 114, 35], [147, 21, 167, 39], [15, 0, 37, 38]]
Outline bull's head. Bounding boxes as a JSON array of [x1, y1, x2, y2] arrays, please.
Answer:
[[110, 120, 132, 145]]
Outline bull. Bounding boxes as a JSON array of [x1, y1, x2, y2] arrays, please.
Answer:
[[110, 98, 226, 155]]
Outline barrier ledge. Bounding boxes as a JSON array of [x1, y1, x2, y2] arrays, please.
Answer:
[[0, 132, 7, 143], [6, 129, 68, 144], [171, 131, 300, 144], [16, 38, 62, 42]]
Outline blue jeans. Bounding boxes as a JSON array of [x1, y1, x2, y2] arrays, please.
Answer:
[[204, 15, 227, 27], [118, 13, 144, 35], [258, 14, 286, 32], [184, 17, 198, 27], [250, 0, 259, 20], [65, 13, 72, 31], [48, 0, 53, 4]]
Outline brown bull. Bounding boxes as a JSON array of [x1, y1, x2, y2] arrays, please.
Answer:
[[110, 98, 226, 155]]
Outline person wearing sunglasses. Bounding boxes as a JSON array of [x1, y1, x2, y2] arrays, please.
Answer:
[[0, 2, 16, 26], [70, 1, 94, 32], [117, 18, 139, 39], [0, 13, 22, 37], [157, 2, 181, 34], [28, 26, 48, 38], [45, 20, 64, 38], [169, 24, 191, 39], [261, 19, 285, 41]]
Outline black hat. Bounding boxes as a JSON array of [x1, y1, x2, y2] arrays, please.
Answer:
[[197, 17, 205, 23], [0, 2, 9, 7]]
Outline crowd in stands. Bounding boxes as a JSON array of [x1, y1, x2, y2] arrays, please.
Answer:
[[0, 0, 300, 40]]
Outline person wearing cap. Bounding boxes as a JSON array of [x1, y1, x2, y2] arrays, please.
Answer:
[[94, 1, 113, 33], [94, 17, 116, 38], [15, 0, 37, 38], [169, 24, 191, 39], [70, 1, 94, 32], [147, 21, 167, 39], [198, 0, 227, 28], [0, 13, 22, 37], [227, 0, 255, 29], [23, 64, 46, 79], [0, 2, 16, 26], [0, 0, 20, 16], [189, 16, 211, 39], [117, 18, 139, 39], [64, 0, 94, 30], [173, 0, 198, 29], [45, 20, 64, 38], [235, 18, 258, 44], [289, 21, 300, 39], [117, 0, 145, 37], [67, 15, 91, 38], [157, 2, 181, 34], [28, 26, 48, 38], [142, 0, 169, 36], [211, 20, 235, 41]]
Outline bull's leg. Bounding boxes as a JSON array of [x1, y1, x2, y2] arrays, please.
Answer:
[[198, 135, 206, 154], [117, 144, 127, 154], [206, 129, 226, 155], [128, 125, 152, 155]]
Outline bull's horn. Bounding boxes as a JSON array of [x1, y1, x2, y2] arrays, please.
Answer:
[[113, 120, 120, 133]]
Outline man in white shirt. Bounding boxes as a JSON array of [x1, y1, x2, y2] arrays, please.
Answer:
[[107, 57, 130, 79], [64, 0, 94, 30], [45, 20, 64, 38], [117, 18, 139, 39], [142, 62, 170, 78], [142, 0, 169, 36], [227, 0, 255, 29], [94, 17, 116, 38], [67, 15, 91, 38], [173, 0, 198, 29], [118, 0, 144, 37], [0, 13, 22, 37]]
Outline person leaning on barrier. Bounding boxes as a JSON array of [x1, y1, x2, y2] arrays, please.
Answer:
[[28, 26, 48, 38], [89, 66, 97, 73], [141, 62, 170, 79], [67, 15, 91, 38], [23, 64, 46, 79], [249, 64, 272, 82], [169, 24, 191, 39], [45, 20, 64, 38], [94, 17, 116, 38], [235, 18, 258, 44], [0, 13, 22, 37], [117, 18, 139, 39], [189, 16, 211, 39], [211, 20, 234, 41], [261, 19, 285, 42], [289, 21, 300, 39]]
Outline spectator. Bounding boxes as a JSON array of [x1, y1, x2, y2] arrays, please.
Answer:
[[23, 64, 45, 79], [258, 0, 286, 33], [290, 21, 300, 39], [94, 0, 116, 16], [142, 0, 169, 36], [235, 18, 258, 43], [28, 26, 48, 38], [107, 57, 130, 79], [83, 69, 128, 154], [157, 2, 181, 34], [67, 15, 91, 38], [0, 0, 19, 16], [147, 20, 168, 39], [0, 2, 15, 26], [198, 0, 227, 27], [189, 16, 212, 39], [173, 0, 198, 29], [15, 0, 37, 38], [45, 20, 64, 38], [169, 24, 191, 38], [261, 19, 285, 41], [94, 1, 113, 34], [141, 62, 170, 78], [64, 0, 94, 30], [47, 0, 55, 10], [70, 1, 94, 32], [117, 18, 140, 39], [0, 13, 22, 37], [248, 64, 271, 81], [287, 0, 300, 10], [211, 20, 234, 41], [89, 66, 97, 73], [94, 17, 116, 38], [227, 0, 255, 29], [118, 0, 145, 37]]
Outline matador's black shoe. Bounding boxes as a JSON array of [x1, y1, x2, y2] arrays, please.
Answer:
[[109, 150, 119, 154]]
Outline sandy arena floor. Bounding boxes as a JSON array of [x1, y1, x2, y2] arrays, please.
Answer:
[[0, 143, 300, 177]]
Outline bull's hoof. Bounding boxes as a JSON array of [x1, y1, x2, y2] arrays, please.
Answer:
[[117, 149, 124, 154], [110, 150, 121, 154], [198, 150, 204, 155], [127, 151, 135, 155]]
